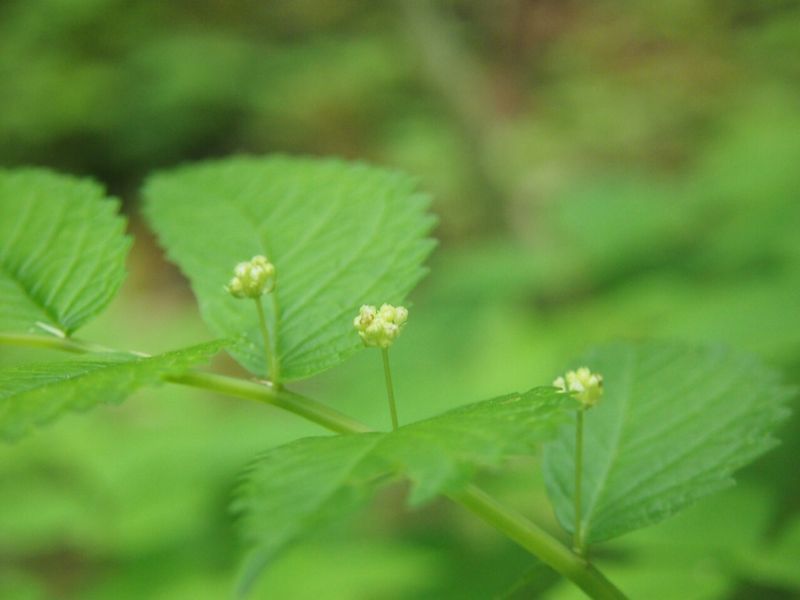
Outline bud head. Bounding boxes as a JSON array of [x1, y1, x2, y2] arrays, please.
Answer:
[[553, 367, 603, 408], [354, 303, 408, 348], [226, 255, 276, 299]]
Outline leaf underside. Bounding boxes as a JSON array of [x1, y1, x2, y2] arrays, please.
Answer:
[[233, 387, 570, 594], [143, 155, 436, 381], [543, 341, 793, 545], [0, 340, 226, 442], [0, 168, 131, 334]]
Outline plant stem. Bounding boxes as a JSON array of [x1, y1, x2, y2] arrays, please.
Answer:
[[254, 296, 280, 388], [0, 331, 627, 599], [454, 485, 626, 600], [0, 332, 89, 353], [381, 347, 399, 431], [167, 371, 371, 435], [270, 292, 282, 381], [164, 374, 625, 599], [173, 373, 622, 598], [0, 332, 139, 355], [575, 407, 585, 555]]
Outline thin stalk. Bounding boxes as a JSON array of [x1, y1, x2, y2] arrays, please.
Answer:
[[0, 332, 141, 355], [254, 296, 280, 388], [0, 331, 627, 599], [0, 332, 92, 354], [575, 408, 585, 555], [167, 371, 371, 435], [454, 485, 625, 600], [381, 347, 399, 431], [269, 292, 281, 384]]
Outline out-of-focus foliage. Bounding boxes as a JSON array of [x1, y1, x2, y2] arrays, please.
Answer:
[[1, 0, 799, 598], [0, 169, 129, 334]]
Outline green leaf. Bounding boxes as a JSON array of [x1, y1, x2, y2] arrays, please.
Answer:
[[143, 155, 436, 381], [543, 341, 793, 545], [0, 341, 225, 441], [0, 168, 131, 334], [234, 387, 569, 593]]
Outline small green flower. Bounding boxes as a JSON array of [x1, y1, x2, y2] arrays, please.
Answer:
[[554, 367, 603, 408], [354, 303, 408, 348], [226, 255, 276, 299]]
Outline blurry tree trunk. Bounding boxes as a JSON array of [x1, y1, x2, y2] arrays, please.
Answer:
[[399, 0, 510, 234]]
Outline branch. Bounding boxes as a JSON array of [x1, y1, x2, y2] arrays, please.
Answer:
[[0, 332, 627, 599]]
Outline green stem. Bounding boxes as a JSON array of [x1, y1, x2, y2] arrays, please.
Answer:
[[254, 296, 280, 388], [269, 292, 282, 383], [0, 331, 627, 600], [575, 407, 585, 555], [381, 347, 399, 431], [0, 332, 140, 355], [179, 374, 621, 598], [454, 485, 625, 600], [0, 332, 90, 353], [167, 371, 371, 435]]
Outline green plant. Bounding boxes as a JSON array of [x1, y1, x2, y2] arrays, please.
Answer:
[[0, 157, 793, 599]]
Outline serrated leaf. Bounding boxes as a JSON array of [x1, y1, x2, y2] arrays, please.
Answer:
[[143, 155, 436, 381], [0, 168, 131, 334], [543, 341, 793, 545], [0, 340, 225, 441], [234, 387, 569, 594]]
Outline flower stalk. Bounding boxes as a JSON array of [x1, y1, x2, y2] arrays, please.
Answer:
[[254, 296, 280, 388], [226, 255, 281, 388], [354, 303, 408, 431], [381, 347, 399, 431], [574, 406, 586, 554], [554, 367, 604, 556]]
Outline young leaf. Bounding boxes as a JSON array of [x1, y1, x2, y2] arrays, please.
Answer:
[[543, 341, 793, 545], [0, 168, 131, 335], [234, 387, 569, 593], [0, 340, 225, 441], [143, 156, 436, 381]]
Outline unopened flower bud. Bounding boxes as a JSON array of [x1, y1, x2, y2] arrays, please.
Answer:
[[553, 367, 603, 408], [354, 303, 408, 348], [225, 255, 276, 299]]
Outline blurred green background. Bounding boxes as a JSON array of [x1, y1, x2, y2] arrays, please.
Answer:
[[1, 1, 799, 598]]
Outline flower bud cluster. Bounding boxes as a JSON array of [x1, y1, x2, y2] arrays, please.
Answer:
[[226, 255, 276, 299], [354, 304, 408, 348], [553, 367, 603, 408]]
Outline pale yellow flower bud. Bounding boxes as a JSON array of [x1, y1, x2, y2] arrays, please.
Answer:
[[226, 255, 276, 299], [553, 367, 603, 408], [354, 303, 408, 348]]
